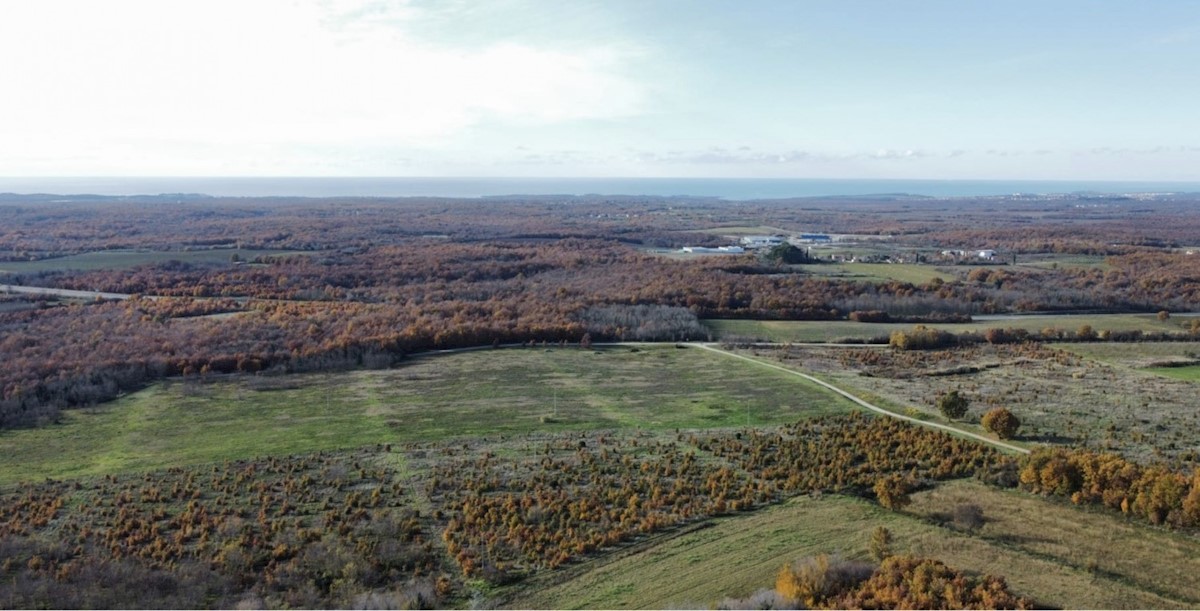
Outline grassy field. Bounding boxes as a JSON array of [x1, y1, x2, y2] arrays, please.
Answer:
[[906, 480, 1200, 607], [1014, 253, 1111, 271], [1058, 341, 1200, 367], [0, 248, 310, 273], [1057, 340, 1200, 379], [508, 480, 1192, 610], [0, 345, 859, 486], [792, 262, 956, 284], [705, 313, 1195, 343], [1146, 365, 1200, 381]]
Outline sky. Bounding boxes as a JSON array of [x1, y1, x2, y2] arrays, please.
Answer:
[[2, 0, 1199, 180]]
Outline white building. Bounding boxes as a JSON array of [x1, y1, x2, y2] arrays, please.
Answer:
[[740, 235, 785, 249], [681, 246, 745, 254]]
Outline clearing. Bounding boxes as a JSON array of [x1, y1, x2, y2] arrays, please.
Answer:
[[705, 313, 1195, 343], [0, 248, 311, 274], [0, 345, 858, 486]]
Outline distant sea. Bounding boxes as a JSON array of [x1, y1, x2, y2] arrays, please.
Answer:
[[1, 177, 1199, 200]]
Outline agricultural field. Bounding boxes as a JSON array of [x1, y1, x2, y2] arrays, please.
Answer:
[[1013, 253, 1111, 271], [706, 313, 1198, 343], [793, 262, 957, 284], [0, 248, 310, 274], [1148, 365, 1200, 381], [752, 342, 1200, 466], [1058, 341, 1200, 368], [0, 346, 858, 486]]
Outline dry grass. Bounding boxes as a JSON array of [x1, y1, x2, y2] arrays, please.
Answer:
[[505, 483, 1192, 610], [759, 343, 1200, 466], [907, 479, 1200, 606]]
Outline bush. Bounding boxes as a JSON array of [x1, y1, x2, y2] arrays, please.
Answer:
[[868, 526, 893, 562], [715, 588, 797, 610], [849, 310, 891, 323], [936, 390, 969, 420], [981, 407, 1020, 440], [951, 503, 986, 532], [873, 474, 914, 511], [775, 554, 873, 608], [889, 325, 956, 350]]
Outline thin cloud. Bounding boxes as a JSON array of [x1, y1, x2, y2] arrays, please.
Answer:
[[0, 0, 646, 173]]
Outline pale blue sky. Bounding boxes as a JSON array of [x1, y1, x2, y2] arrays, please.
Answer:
[[2, 0, 1198, 179]]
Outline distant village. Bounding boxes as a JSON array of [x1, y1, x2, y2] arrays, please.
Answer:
[[680, 233, 1002, 265]]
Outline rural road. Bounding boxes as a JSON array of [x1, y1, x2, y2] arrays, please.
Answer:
[[690, 343, 1031, 455], [1, 284, 134, 301]]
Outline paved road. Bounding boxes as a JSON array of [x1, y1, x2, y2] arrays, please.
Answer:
[[1, 284, 133, 301], [690, 342, 1030, 455]]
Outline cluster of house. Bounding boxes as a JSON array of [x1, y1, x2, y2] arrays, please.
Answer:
[[679, 233, 835, 255], [679, 245, 746, 254], [940, 249, 997, 260]]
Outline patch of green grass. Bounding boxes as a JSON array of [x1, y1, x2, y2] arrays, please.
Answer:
[[1145, 365, 1200, 381], [0, 377, 386, 485], [0, 248, 311, 273], [507, 483, 1188, 610], [1015, 253, 1111, 271], [705, 314, 1194, 343], [0, 346, 859, 486], [1059, 341, 1200, 367]]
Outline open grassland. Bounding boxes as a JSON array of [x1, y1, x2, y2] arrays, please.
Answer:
[[794, 262, 956, 284], [1058, 341, 1200, 381], [0, 248, 310, 273], [753, 343, 1200, 466], [706, 312, 1196, 343], [1010, 252, 1111, 271], [1147, 365, 1200, 381], [0, 346, 858, 486], [906, 479, 1200, 607], [507, 481, 1191, 610], [1058, 341, 1200, 367]]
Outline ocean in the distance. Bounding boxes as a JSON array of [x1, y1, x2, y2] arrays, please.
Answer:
[[1, 177, 1199, 200]]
